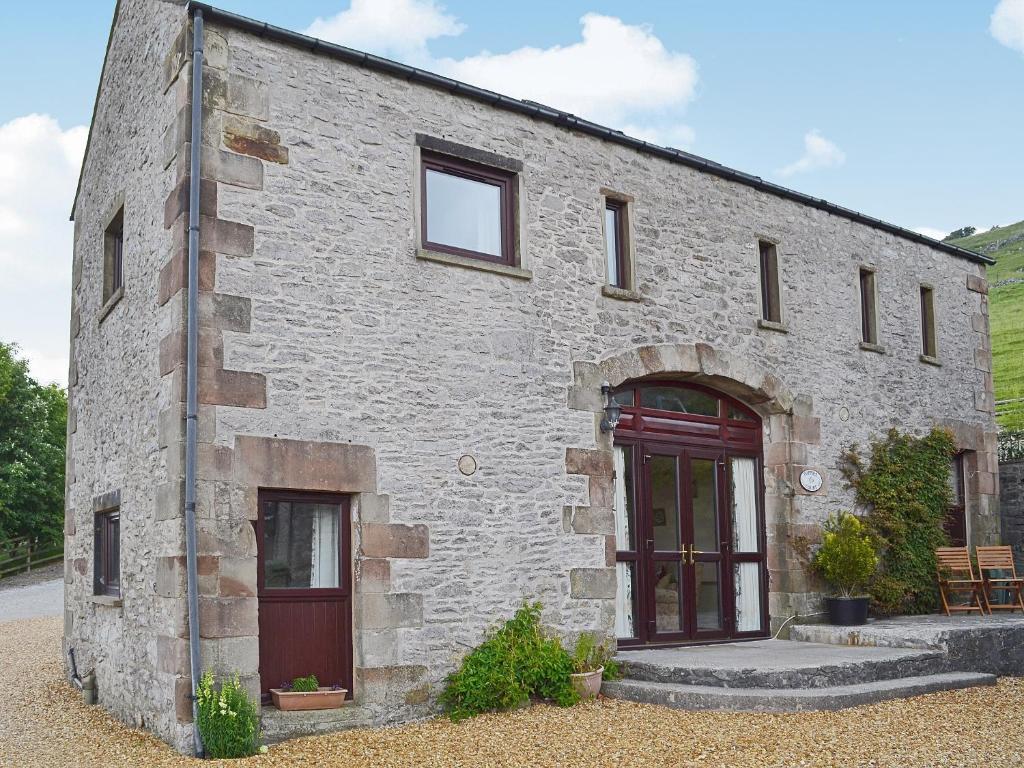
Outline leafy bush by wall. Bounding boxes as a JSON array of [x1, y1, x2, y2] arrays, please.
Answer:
[[439, 602, 578, 721], [196, 672, 261, 759], [842, 428, 955, 615]]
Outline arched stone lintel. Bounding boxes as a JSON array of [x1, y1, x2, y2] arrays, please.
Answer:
[[569, 342, 798, 417]]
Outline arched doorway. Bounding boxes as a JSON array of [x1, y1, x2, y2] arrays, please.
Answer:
[[611, 381, 768, 646]]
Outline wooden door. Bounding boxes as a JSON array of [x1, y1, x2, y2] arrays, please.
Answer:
[[256, 490, 352, 699]]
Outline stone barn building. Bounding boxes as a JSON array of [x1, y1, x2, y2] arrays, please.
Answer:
[[65, 0, 999, 752]]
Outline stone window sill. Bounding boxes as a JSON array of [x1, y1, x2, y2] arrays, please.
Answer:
[[859, 341, 886, 354], [601, 285, 642, 302], [97, 286, 124, 324], [757, 318, 789, 334], [919, 354, 942, 367], [416, 249, 532, 280], [89, 594, 123, 608]]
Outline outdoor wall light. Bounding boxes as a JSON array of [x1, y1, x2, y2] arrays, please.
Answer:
[[600, 381, 622, 433]]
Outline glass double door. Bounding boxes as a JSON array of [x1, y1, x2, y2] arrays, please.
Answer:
[[613, 442, 766, 645]]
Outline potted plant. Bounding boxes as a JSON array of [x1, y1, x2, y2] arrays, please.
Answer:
[[812, 512, 879, 626], [570, 634, 615, 699], [269, 674, 348, 711]]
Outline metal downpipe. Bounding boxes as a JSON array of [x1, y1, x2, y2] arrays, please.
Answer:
[[185, 6, 205, 758]]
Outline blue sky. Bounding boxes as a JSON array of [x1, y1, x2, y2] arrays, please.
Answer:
[[1, 0, 1023, 383]]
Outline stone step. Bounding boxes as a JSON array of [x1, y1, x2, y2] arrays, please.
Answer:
[[261, 703, 375, 744], [602, 671, 996, 712], [617, 640, 948, 689]]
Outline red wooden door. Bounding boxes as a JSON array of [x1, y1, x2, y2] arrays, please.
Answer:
[[256, 490, 352, 699]]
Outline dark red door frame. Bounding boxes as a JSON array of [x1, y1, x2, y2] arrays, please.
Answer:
[[255, 489, 353, 700], [613, 381, 769, 647]]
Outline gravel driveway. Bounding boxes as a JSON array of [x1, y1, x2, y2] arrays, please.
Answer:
[[0, 569, 63, 621], [1, 616, 1022, 767]]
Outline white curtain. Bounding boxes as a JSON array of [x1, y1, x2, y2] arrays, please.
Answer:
[[309, 504, 339, 588], [613, 446, 635, 637], [731, 457, 761, 632]]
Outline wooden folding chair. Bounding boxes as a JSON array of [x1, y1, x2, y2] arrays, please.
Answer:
[[976, 546, 1024, 614], [935, 547, 986, 615]]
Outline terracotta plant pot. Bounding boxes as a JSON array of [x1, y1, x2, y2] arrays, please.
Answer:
[[570, 667, 604, 700], [270, 687, 347, 711]]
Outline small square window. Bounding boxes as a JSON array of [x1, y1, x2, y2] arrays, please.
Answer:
[[758, 240, 782, 323], [421, 152, 516, 265], [920, 285, 937, 358], [604, 200, 630, 289], [94, 507, 120, 598], [103, 206, 124, 303], [859, 268, 878, 345]]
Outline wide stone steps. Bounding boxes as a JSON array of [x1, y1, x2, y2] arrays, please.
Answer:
[[261, 703, 375, 744], [602, 671, 996, 712]]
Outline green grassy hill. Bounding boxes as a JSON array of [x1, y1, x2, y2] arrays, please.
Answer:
[[947, 221, 1024, 430]]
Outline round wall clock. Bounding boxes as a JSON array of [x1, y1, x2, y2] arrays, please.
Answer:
[[799, 469, 823, 492]]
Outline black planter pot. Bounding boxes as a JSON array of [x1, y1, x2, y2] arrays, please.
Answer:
[[827, 596, 870, 626]]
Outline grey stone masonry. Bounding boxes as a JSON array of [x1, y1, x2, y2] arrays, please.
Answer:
[[67, 0, 997, 753], [1000, 460, 1024, 569]]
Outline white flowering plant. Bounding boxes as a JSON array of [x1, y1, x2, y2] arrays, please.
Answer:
[[196, 671, 262, 758]]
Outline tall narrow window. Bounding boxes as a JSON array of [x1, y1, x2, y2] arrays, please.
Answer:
[[859, 268, 878, 345], [944, 452, 967, 547], [94, 507, 121, 598], [758, 240, 782, 323], [421, 152, 516, 265], [604, 200, 628, 289], [103, 206, 124, 303], [920, 285, 937, 358]]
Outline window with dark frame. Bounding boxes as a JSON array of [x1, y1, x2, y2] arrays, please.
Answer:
[[94, 507, 121, 598], [103, 206, 124, 303], [920, 285, 937, 358], [944, 452, 967, 547], [758, 240, 782, 323], [420, 151, 516, 266], [604, 200, 628, 289], [859, 268, 878, 345]]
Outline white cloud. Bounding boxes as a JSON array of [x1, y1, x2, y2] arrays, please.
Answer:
[[305, 0, 464, 63], [0, 114, 86, 387], [991, 0, 1024, 53], [777, 130, 846, 177], [912, 226, 950, 241], [437, 14, 698, 127], [306, 3, 698, 133]]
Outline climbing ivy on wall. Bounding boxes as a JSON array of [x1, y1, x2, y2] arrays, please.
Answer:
[[842, 428, 956, 616]]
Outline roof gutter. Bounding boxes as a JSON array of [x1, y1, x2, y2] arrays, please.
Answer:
[[184, 5, 205, 758], [186, 1, 990, 266]]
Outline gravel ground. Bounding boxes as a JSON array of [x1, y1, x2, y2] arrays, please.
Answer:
[[0, 563, 63, 592], [1, 616, 1023, 768], [0, 576, 63, 622]]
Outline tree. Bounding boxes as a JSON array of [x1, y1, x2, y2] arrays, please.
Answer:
[[0, 342, 67, 543], [943, 226, 976, 241]]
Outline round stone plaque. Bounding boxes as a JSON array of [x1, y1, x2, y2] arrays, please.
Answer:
[[457, 454, 477, 476]]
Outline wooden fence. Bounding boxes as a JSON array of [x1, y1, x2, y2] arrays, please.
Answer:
[[0, 536, 64, 580]]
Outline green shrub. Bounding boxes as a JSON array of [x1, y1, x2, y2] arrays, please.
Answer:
[[571, 633, 617, 676], [842, 428, 955, 615], [439, 602, 578, 721], [811, 512, 878, 598], [290, 674, 319, 692], [195, 671, 261, 759]]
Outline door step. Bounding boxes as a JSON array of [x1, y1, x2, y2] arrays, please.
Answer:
[[602, 671, 996, 712], [261, 704, 375, 744], [617, 640, 948, 689]]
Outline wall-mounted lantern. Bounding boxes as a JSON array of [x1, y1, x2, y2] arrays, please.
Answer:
[[600, 381, 622, 433]]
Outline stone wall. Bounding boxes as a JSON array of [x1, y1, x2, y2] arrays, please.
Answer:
[[1000, 460, 1024, 567], [65, 0, 190, 751]]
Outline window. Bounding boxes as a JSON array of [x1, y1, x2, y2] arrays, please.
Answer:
[[103, 206, 125, 304], [944, 452, 967, 547], [94, 507, 121, 597], [920, 284, 937, 359], [757, 240, 782, 324], [604, 200, 629, 289], [421, 152, 515, 265], [859, 268, 879, 345]]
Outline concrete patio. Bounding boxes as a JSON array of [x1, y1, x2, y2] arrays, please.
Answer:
[[604, 614, 1024, 712]]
